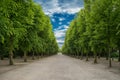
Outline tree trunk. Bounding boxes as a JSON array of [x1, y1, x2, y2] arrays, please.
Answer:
[[118, 49, 120, 62], [37, 54, 40, 59], [77, 52, 79, 59], [108, 48, 112, 67], [94, 52, 97, 63], [112, 57, 114, 61], [80, 52, 83, 60], [86, 53, 89, 61], [98, 53, 100, 59], [106, 53, 109, 60], [80, 53, 83, 60], [41, 53, 43, 58], [24, 51, 27, 62], [1, 55, 4, 60], [77, 51, 80, 59], [75, 53, 77, 57], [9, 50, 14, 65], [32, 52, 35, 60]]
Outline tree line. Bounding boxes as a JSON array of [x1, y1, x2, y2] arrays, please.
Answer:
[[0, 0, 58, 65], [62, 0, 120, 67]]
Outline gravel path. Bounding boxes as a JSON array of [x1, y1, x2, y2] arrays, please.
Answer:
[[0, 53, 120, 80]]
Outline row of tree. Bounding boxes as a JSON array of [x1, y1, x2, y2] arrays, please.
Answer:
[[0, 0, 58, 65], [62, 0, 120, 67]]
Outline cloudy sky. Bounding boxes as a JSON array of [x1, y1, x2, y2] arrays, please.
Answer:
[[34, 0, 84, 48]]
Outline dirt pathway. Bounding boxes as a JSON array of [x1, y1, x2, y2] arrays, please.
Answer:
[[0, 53, 119, 80]]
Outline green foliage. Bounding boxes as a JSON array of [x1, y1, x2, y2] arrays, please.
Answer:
[[0, 0, 58, 64], [62, 0, 120, 64], [111, 52, 119, 58]]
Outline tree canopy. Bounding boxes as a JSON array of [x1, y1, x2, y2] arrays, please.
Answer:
[[62, 0, 120, 67], [0, 0, 58, 65]]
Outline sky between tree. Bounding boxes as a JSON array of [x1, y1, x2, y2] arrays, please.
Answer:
[[34, 0, 84, 47]]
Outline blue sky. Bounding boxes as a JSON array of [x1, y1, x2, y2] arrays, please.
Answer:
[[34, 0, 84, 48]]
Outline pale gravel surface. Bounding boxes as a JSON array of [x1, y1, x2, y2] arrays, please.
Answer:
[[0, 53, 120, 80]]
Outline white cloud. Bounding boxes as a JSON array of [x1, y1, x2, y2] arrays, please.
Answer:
[[67, 22, 70, 24], [54, 25, 69, 31], [59, 17, 65, 21], [57, 26, 63, 30], [51, 18, 55, 22], [37, 0, 84, 16], [63, 25, 69, 29], [54, 25, 69, 47], [54, 29, 65, 47], [57, 39, 64, 43], [62, 7, 83, 14], [59, 22, 62, 25], [54, 29, 66, 38]]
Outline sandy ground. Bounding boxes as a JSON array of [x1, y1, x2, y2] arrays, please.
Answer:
[[0, 57, 37, 75], [0, 53, 120, 80]]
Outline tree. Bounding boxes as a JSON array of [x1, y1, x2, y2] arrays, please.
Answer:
[[0, 0, 58, 65], [62, 0, 120, 67]]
